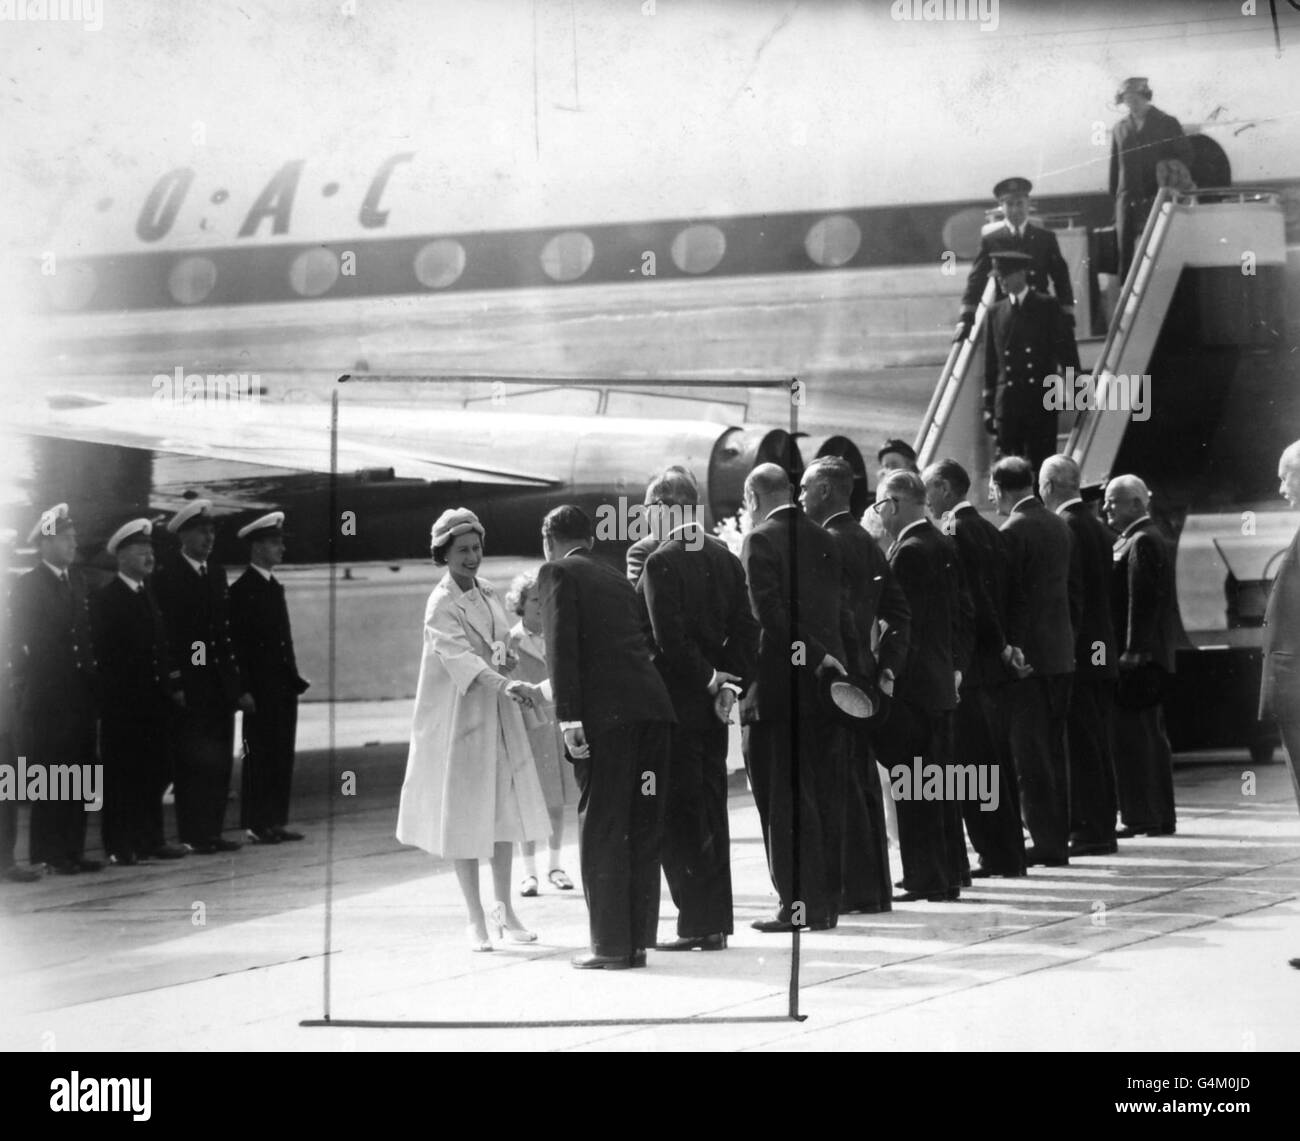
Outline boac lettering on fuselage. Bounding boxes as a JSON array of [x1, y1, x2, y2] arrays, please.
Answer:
[[133, 153, 415, 243]]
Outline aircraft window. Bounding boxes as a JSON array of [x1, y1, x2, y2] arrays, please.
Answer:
[[413, 238, 467, 289], [167, 256, 218, 304], [540, 231, 595, 282], [670, 224, 726, 274], [45, 261, 97, 310], [805, 215, 862, 268], [289, 247, 341, 297]]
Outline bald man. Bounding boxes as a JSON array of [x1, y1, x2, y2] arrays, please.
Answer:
[[740, 463, 850, 932], [1261, 443, 1300, 972], [1103, 475, 1179, 838], [1041, 456, 1120, 857]]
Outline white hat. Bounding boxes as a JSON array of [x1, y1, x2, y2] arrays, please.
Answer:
[[106, 518, 153, 556], [166, 498, 215, 534], [430, 507, 484, 550], [237, 511, 285, 541], [26, 503, 71, 545]]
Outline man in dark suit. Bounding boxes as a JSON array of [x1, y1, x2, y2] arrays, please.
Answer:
[[1041, 456, 1121, 857], [1103, 475, 1179, 838], [956, 176, 1075, 340], [8, 505, 102, 875], [229, 512, 310, 846], [638, 468, 757, 951], [983, 249, 1080, 476], [154, 500, 247, 854], [625, 465, 697, 588], [1261, 442, 1300, 970], [993, 457, 1080, 866], [740, 463, 850, 931], [539, 504, 676, 969], [874, 470, 972, 902], [92, 519, 189, 865], [923, 460, 1028, 879], [800, 456, 911, 913], [1110, 77, 1193, 277]]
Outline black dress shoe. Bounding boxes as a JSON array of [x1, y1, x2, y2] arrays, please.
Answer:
[[1146, 825, 1176, 836], [893, 890, 950, 903], [211, 837, 242, 852], [151, 843, 188, 860], [1068, 840, 1118, 857], [187, 841, 218, 855], [1024, 848, 1069, 867], [1289, 957, 1300, 970], [1115, 825, 1150, 839], [841, 902, 890, 914], [46, 860, 80, 875], [2, 864, 42, 883], [109, 852, 138, 867], [76, 858, 104, 872], [969, 865, 1015, 879], [629, 949, 647, 968], [960, 874, 972, 888], [752, 917, 799, 933], [656, 933, 728, 951], [272, 827, 303, 841], [572, 952, 633, 970], [246, 828, 281, 845]]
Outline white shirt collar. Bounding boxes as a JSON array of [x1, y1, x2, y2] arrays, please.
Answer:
[[117, 572, 143, 592], [182, 552, 207, 575], [897, 518, 928, 543], [821, 509, 851, 527], [1005, 221, 1023, 239], [562, 545, 588, 558], [663, 521, 701, 540], [765, 504, 796, 521], [1122, 514, 1152, 537], [250, 562, 274, 581], [42, 560, 68, 580], [1055, 497, 1084, 516], [1013, 494, 1038, 512], [951, 501, 973, 516]]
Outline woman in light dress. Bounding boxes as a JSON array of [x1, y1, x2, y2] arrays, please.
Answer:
[[506, 572, 577, 897], [396, 509, 553, 951]]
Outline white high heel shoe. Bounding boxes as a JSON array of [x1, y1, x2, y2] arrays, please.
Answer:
[[467, 922, 493, 953], [488, 901, 537, 943]]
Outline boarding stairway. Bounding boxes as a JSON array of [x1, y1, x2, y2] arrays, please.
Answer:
[[914, 187, 1288, 489]]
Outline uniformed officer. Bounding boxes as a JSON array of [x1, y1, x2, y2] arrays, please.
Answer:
[[8, 505, 102, 875], [229, 513, 310, 845], [956, 176, 1075, 341], [154, 500, 247, 854], [982, 249, 1081, 476], [92, 519, 189, 864]]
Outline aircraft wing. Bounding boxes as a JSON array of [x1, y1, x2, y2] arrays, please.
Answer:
[[10, 395, 562, 488]]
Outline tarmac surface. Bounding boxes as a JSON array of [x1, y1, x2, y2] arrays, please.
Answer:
[[2, 702, 1299, 1053]]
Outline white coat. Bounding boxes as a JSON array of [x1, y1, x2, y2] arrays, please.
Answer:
[[396, 573, 551, 860]]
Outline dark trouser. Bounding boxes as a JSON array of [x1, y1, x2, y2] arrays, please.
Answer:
[[1007, 674, 1073, 862], [840, 725, 893, 911], [662, 721, 733, 937], [876, 699, 967, 895], [1116, 193, 1152, 281], [24, 701, 96, 866], [1279, 720, 1300, 813], [0, 730, 22, 870], [101, 712, 171, 859], [1114, 697, 1176, 833], [958, 684, 1027, 875], [1068, 676, 1118, 845], [743, 714, 845, 925], [571, 719, 669, 957], [241, 694, 298, 831], [173, 702, 236, 844], [995, 411, 1058, 480]]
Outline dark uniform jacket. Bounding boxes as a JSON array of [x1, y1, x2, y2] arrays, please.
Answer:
[[962, 221, 1074, 310], [887, 519, 971, 713], [540, 546, 674, 741], [153, 553, 241, 711], [1110, 106, 1193, 202], [984, 289, 1080, 423], [948, 505, 1020, 687], [1110, 516, 1179, 674], [823, 510, 910, 684], [1260, 527, 1300, 723], [1060, 501, 1119, 680], [1000, 498, 1080, 677], [228, 569, 309, 702], [90, 576, 180, 715], [9, 564, 98, 719], [739, 506, 847, 725], [640, 529, 758, 732]]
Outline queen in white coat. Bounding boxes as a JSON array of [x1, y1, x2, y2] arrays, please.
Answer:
[[396, 508, 552, 950]]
